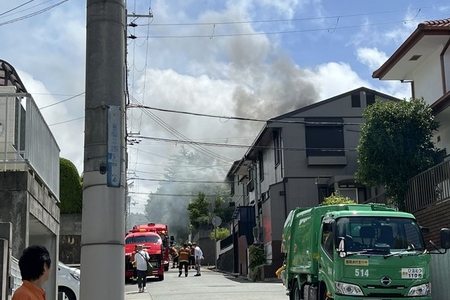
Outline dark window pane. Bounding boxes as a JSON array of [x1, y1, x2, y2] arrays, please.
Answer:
[[305, 118, 344, 156], [366, 93, 375, 106], [351, 94, 361, 107]]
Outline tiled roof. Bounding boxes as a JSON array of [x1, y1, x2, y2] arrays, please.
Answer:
[[421, 18, 450, 27]]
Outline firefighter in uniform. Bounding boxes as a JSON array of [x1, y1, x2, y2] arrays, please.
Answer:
[[178, 243, 190, 277], [170, 246, 179, 268], [130, 245, 138, 281]]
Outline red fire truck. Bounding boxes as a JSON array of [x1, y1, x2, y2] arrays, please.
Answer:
[[130, 223, 173, 271], [124, 230, 165, 281]]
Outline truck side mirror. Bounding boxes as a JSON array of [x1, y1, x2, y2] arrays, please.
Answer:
[[440, 228, 450, 250]]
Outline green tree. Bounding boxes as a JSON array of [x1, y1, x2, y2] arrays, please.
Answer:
[[59, 158, 82, 214], [322, 191, 356, 205], [356, 98, 439, 210], [209, 227, 230, 240], [187, 192, 211, 230], [212, 191, 235, 224]]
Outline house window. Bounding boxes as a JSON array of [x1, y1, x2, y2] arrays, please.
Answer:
[[247, 166, 255, 192], [351, 94, 361, 107], [366, 93, 375, 106], [258, 151, 264, 182], [305, 118, 344, 157], [274, 130, 282, 166], [230, 180, 235, 196]]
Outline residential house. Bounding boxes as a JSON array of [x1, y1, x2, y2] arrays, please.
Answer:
[[0, 59, 60, 300], [226, 87, 400, 279], [372, 17, 450, 245]]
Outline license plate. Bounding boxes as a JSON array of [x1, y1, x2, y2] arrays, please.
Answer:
[[401, 268, 423, 279]]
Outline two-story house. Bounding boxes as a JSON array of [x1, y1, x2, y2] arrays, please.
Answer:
[[372, 17, 450, 245], [227, 86, 401, 278], [0, 59, 60, 300]]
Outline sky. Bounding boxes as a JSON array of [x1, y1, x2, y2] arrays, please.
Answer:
[[1, 0, 449, 213]]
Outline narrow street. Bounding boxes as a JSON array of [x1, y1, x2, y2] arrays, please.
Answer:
[[125, 267, 286, 300]]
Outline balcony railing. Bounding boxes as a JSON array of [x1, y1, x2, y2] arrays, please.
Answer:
[[0, 92, 60, 199], [405, 160, 450, 213]]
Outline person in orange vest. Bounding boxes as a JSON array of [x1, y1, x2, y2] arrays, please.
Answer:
[[178, 243, 191, 277], [12, 245, 51, 300]]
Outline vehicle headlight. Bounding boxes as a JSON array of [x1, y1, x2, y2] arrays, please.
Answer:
[[335, 282, 363, 296], [408, 283, 430, 296]]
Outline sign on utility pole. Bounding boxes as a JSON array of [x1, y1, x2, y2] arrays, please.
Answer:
[[212, 216, 222, 271]]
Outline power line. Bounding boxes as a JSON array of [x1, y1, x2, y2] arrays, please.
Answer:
[[39, 92, 85, 110], [127, 177, 231, 184], [0, 0, 68, 27], [130, 4, 448, 27], [135, 135, 358, 152], [128, 104, 364, 125]]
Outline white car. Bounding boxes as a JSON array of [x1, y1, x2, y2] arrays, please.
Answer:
[[58, 262, 80, 300]]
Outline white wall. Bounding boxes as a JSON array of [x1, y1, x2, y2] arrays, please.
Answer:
[[444, 48, 450, 94], [413, 48, 443, 104]]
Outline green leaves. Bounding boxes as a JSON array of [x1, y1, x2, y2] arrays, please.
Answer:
[[356, 98, 439, 209], [59, 158, 82, 214], [322, 191, 356, 205]]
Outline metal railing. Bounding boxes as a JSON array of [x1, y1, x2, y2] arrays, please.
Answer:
[[0, 92, 60, 198], [404, 160, 450, 212], [10, 256, 22, 294]]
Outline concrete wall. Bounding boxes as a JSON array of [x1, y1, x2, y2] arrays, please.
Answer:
[[0, 171, 59, 300], [0, 222, 12, 300], [59, 214, 82, 264], [0, 172, 29, 257]]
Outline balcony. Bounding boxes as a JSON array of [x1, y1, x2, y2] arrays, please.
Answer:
[[404, 160, 450, 213], [0, 91, 60, 199]]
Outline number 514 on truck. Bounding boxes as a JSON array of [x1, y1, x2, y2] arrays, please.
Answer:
[[280, 204, 450, 300]]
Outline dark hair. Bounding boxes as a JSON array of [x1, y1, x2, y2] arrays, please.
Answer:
[[19, 245, 51, 281]]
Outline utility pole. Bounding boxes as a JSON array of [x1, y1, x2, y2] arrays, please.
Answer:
[[80, 1, 126, 299]]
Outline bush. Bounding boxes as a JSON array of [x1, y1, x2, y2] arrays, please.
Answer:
[[249, 244, 266, 281], [322, 191, 356, 206], [210, 227, 230, 240]]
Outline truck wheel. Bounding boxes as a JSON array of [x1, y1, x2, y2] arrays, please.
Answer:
[[319, 283, 329, 300], [58, 286, 76, 300], [164, 266, 169, 271], [290, 281, 301, 300]]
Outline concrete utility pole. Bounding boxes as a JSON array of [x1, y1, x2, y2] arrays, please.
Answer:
[[80, 1, 126, 299]]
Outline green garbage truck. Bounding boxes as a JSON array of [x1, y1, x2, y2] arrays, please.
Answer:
[[280, 204, 450, 300]]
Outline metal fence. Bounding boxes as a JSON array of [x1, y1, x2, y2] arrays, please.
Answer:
[[10, 256, 22, 294], [405, 160, 450, 212], [0, 92, 60, 198]]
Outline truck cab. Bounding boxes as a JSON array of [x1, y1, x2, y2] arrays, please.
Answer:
[[281, 204, 450, 300]]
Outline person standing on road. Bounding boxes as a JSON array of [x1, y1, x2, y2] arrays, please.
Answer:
[[193, 242, 203, 277], [170, 246, 179, 268], [188, 242, 195, 269], [12, 245, 52, 300], [130, 245, 139, 282], [178, 243, 190, 277], [133, 245, 150, 293]]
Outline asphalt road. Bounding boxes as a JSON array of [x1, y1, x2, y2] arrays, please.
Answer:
[[125, 267, 287, 300]]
